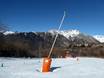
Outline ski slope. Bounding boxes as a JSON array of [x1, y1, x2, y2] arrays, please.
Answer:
[[0, 57, 104, 78]]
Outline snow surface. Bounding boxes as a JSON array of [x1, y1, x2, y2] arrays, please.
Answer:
[[93, 35, 104, 43], [0, 57, 104, 78], [48, 29, 80, 38]]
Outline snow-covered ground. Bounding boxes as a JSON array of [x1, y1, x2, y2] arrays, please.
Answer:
[[0, 57, 104, 78]]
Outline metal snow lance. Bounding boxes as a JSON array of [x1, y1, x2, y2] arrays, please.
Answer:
[[41, 11, 66, 72]]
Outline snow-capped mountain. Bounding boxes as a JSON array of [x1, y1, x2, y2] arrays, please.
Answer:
[[48, 29, 80, 38], [3, 31, 15, 35], [93, 35, 104, 43], [0, 30, 103, 57], [48, 29, 99, 44], [1, 30, 101, 44]]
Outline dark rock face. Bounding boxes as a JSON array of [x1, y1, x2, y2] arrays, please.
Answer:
[[0, 32, 69, 57], [0, 31, 103, 58]]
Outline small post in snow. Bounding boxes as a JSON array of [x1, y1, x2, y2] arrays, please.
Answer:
[[1, 63, 3, 67]]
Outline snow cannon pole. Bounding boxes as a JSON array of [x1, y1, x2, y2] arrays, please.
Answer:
[[48, 11, 66, 58], [42, 11, 66, 72]]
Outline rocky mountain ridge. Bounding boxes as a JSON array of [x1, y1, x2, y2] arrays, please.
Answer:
[[0, 30, 104, 58]]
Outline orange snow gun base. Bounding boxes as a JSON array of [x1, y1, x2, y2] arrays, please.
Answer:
[[42, 58, 52, 72]]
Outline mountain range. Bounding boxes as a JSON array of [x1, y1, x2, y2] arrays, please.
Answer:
[[3, 29, 104, 43], [0, 29, 104, 58]]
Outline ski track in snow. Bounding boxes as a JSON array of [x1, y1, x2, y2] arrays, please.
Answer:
[[0, 57, 104, 78]]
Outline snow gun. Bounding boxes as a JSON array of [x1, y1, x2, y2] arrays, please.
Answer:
[[41, 11, 66, 72]]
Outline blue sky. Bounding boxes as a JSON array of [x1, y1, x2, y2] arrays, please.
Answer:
[[0, 0, 104, 35]]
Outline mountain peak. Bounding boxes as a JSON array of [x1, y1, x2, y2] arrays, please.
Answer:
[[48, 29, 80, 38], [3, 31, 15, 35], [93, 35, 104, 43]]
